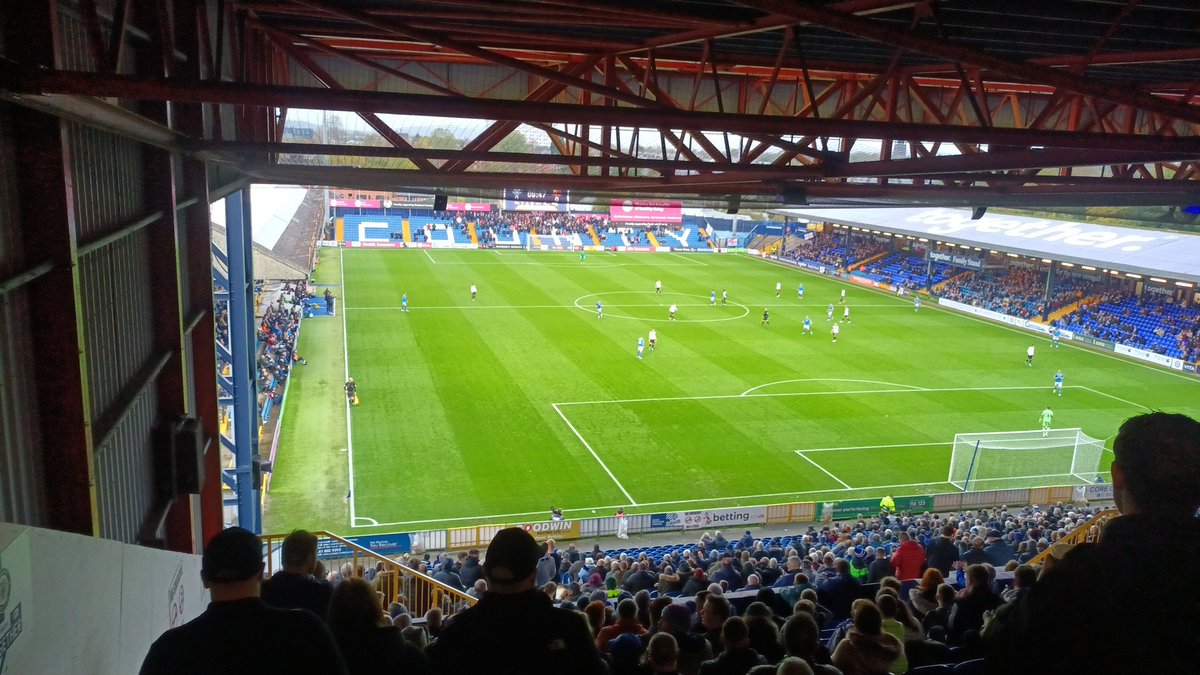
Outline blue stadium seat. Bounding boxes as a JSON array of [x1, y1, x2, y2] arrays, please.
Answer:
[[908, 666, 953, 675], [953, 658, 986, 674]]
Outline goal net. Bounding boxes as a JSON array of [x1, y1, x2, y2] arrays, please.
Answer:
[[948, 428, 1107, 491]]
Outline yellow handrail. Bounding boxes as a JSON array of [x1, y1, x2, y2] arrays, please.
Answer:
[[262, 530, 477, 619], [1026, 508, 1118, 567]]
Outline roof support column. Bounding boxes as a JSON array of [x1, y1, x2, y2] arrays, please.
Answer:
[[224, 188, 262, 532], [5, 0, 96, 536]]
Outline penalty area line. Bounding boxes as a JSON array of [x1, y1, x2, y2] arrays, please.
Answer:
[[552, 403, 639, 505], [1078, 385, 1150, 411], [795, 452, 852, 489], [797, 441, 953, 453]]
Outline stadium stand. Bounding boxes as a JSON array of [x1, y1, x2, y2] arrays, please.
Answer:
[[854, 251, 955, 290], [938, 267, 1101, 320], [281, 501, 1100, 674], [780, 231, 849, 269], [1059, 292, 1200, 361], [253, 281, 309, 423]]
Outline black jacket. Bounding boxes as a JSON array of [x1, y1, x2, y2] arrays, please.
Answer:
[[429, 589, 604, 675], [925, 536, 960, 574], [260, 571, 334, 620], [985, 514, 1200, 674], [141, 598, 345, 674]]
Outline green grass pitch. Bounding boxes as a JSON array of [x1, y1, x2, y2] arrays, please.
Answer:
[[262, 248, 1200, 536]]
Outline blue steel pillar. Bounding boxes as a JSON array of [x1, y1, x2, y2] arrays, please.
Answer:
[[1043, 263, 1057, 322], [224, 189, 262, 532]]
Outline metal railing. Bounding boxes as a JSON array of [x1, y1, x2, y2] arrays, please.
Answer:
[[261, 530, 477, 619], [1027, 508, 1118, 567]]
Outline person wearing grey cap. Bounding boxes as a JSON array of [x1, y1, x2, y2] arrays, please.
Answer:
[[428, 527, 604, 674], [140, 527, 346, 675]]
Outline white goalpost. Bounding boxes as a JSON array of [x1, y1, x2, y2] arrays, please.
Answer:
[[948, 428, 1107, 491]]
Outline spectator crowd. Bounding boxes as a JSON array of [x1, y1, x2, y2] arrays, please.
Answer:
[[224, 280, 312, 417], [143, 411, 1200, 675]]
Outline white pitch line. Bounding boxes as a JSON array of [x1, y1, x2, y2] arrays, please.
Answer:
[[552, 403, 638, 505], [349, 302, 749, 311], [554, 384, 1049, 407], [669, 252, 709, 266], [749, 252, 1200, 383], [933, 301, 1200, 384], [741, 378, 927, 397], [339, 247, 357, 523], [795, 452, 852, 488], [797, 441, 954, 453], [422, 248, 437, 264], [1078, 385, 1151, 411], [352, 472, 1083, 528], [346, 303, 908, 311]]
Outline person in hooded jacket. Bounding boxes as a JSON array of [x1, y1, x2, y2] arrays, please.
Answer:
[[830, 599, 904, 675]]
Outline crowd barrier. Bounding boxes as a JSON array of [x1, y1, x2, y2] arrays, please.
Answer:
[[328, 483, 1111, 558], [1026, 508, 1118, 567], [261, 530, 476, 619]]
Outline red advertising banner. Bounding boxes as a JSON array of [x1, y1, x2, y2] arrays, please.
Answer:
[[609, 199, 682, 223], [446, 202, 493, 212], [329, 198, 382, 208]]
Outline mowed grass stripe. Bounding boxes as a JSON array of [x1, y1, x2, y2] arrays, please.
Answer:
[[265, 252, 351, 532], [264, 249, 1200, 534], [562, 386, 1130, 503]]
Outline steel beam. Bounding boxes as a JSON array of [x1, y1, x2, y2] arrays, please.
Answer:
[[197, 139, 828, 176], [442, 57, 602, 173], [735, 0, 1200, 125], [11, 71, 1199, 154], [5, 0, 97, 536], [262, 26, 438, 171], [288, 0, 663, 109], [243, 163, 1200, 206]]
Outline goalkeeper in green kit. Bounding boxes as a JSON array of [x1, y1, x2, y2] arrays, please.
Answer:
[[1041, 406, 1054, 437]]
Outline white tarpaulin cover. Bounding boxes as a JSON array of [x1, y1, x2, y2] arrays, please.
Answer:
[[777, 207, 1200, 283]]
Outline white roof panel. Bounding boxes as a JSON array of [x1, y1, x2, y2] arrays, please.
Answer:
[[778, 207, 1200, 283]]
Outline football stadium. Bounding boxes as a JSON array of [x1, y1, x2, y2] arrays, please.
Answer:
[[4, 2, 1200, 673], [267, 242, 1195, 535]]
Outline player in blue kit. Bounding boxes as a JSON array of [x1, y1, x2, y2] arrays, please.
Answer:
[[1053, 369, 1064, 396], [802, 316, 813, 335], [826, 303, 834, 321], [401, 292, 408, 312], [797, 283, 805, 300], [637, 336, 645, 360], [596, 300, 603, 318], [710, 290, 716, 306], [914, 296, 920, 312], [1051, 326, 1061, 347]]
